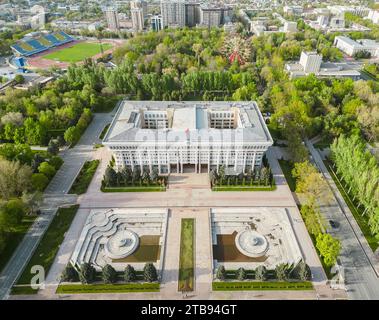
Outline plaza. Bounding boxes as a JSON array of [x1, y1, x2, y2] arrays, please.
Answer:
[[211, 207, 303, 272], [70, 208, 168, 274]]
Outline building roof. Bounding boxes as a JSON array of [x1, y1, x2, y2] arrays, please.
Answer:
[[103, 101, 273, 145]]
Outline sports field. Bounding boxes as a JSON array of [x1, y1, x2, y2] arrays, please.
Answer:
[[43, 41, 113, 63]]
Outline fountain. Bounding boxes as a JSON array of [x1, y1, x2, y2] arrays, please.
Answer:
[[104, 229, 139, 259], [235, 225, 269, 258]]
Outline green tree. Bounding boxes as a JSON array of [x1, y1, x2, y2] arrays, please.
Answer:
[[38, 162, 56, 179], [61, 264, 79, 282], [216, 265, 226, 280], [0, 158, 32, 199], [275, 263, 289, 281], [79, 262, 96, 284], [102, 264, 117, 284], [64, 126, 81, 145], [236, 267, 247, 281], [255, 265, 268, 281], [143, 263, 158, 282], [31, 173, 49, 191], [124, 264, 136, 282], [316, 233, 341, 267], [0, 199, 25, 232], [22, 191, 43, 215]]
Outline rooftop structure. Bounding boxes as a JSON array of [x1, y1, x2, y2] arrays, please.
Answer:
[[285, 51, 361, 80], [103, 101, 273, 175]]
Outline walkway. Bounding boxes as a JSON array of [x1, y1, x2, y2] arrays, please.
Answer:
[[0, 111, 115, 300], [306, 139, 379, 300]]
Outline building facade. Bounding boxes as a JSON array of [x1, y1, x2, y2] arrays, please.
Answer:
[[105, 7, 120, 30], [299, 51, 322, 73], [334, 36, 379, 57], [131, 7, 144, 31], [160, 0, 185, 28], [103, 101, 273, 175]]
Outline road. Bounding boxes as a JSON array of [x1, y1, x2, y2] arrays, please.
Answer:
[[0, 111, 114, 300], [306, 139, 379, 300]]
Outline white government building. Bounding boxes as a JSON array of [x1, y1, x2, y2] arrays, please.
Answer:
[[103, 101, 273, 175], [334, 36, 379, 58]]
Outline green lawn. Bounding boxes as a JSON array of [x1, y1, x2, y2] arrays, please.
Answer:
[[99, 124, 110, 140], [278, 159, 296, 192], [44, 42, 113, 63], [14, 205, 80, 294], [56, 282, 160, 294], [212, 281, 313, 291], [0, 215, 37, 273], [324, 159, 379, 251], [178, 219, 195, 292], [212, 185, 276, 191], [69, 160, 100, 195], [102, 186, 166, 192]]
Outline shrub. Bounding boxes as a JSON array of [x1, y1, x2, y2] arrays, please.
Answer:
[[102, 264, 117, 284], [38, 162, 56, 179], [31, 173, 49, 191], [296, 261, 312, 281], [216, 265, 226, 280], [316, 233, 341, 267], [49, 156, 64, 170], [124, 264, 136, 282], [61, 264, 79, 282], [79, 263, 96, 284], [143, 263, 157, 282], [47, 139, 59, 155], [275, 263, 289, 281], [255, 265, 268, 281], [236, 267, 247, 281]]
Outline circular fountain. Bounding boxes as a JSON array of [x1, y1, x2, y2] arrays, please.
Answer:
[[104, 229, 139, 259], [235, 227, 269, 258]]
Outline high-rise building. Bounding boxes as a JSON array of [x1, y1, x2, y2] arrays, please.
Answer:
[[185, 2, 200, 27], [105, 7, 120, 30], [131, 0, 147, 17], [199, 5, 233, 28], [151, 14, 163, 31], [160, 0, 185, 28], [299, 51, 322, 73]]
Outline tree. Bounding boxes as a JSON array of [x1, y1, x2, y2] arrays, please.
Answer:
[[300, 202, 324, 236], [0, 199, 25, 232], [102, 264, 117, 284], [79, 262, 96, 284], [293, 260, 311, 281], [61, 264, 79, 282], [316, 233, 341, 267], [124, 264, 136, 282], [64, 126, 81, 145], [275, 263, 289, 281], [14, 74, 25, 84], [47, 139, 59, 155], [216, 265, 226, 280], [143, 263, 158, 282], [49, 156, 64, 170], [255, 265, 268, 281], [38, 162, 56, 179], [237, 267, 247, 281], [104, 165, 117, 186], [0, 158, 32, 199], [31, 173, 49, 191], [22, 191, 43, 215]]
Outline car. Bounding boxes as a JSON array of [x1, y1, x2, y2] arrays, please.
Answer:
[[329, 220, 340, 230]]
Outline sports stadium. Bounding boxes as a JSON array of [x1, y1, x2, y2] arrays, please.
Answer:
[[9, 31, 121, 70]]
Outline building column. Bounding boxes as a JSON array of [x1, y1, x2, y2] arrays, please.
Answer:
[[234, 149, 238, 171], [252, 152, 256, 168], [243, 151, 247, 174], [129, 151, 134, 172], [208, 152, 210, 173], [148, 150, 153, 173], [158, 150, 161, 175], [177, 152, 179, 174], [168, 152, 170, 174], [216, 149, 220, 174]]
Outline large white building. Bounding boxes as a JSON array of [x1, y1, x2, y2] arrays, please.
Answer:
[[131, 1, 146, 32], [103, 101, 273, 175], [160, 0, 185, 28], [285, 51, 361, 80], [334, 36, 379, 58]]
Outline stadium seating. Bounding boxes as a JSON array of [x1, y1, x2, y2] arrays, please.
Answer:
[[11, 31, 75, 57]]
